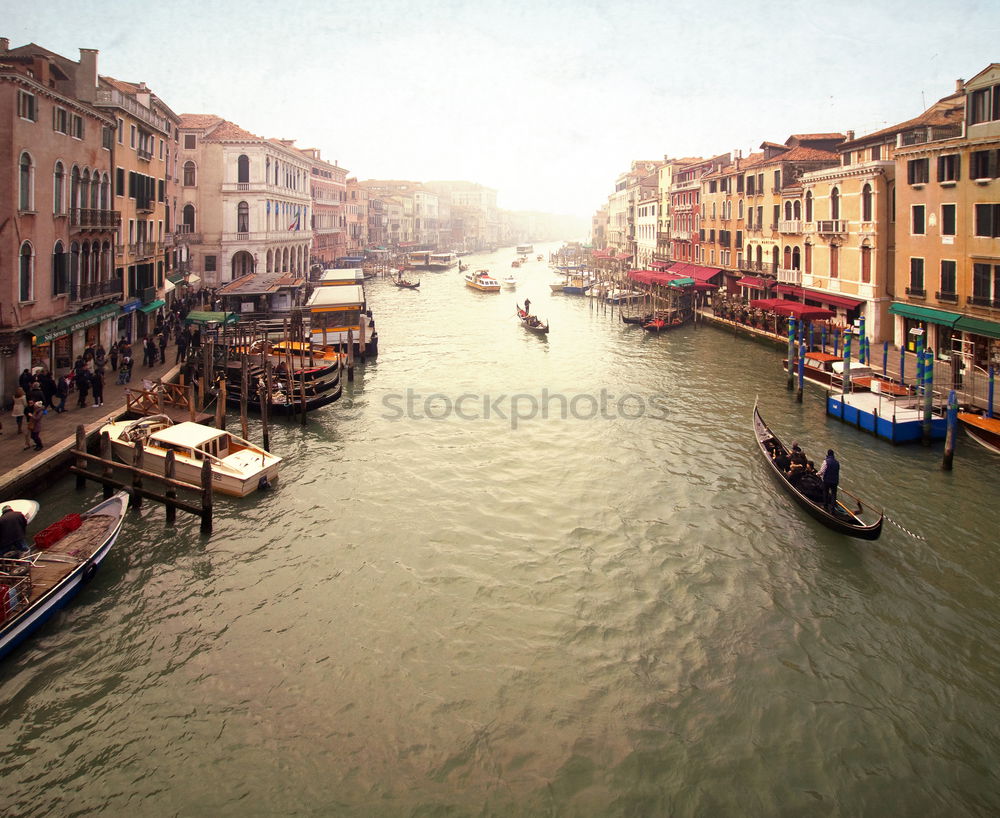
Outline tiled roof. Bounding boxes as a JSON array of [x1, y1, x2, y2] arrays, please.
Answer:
[[844, 93, 964, 146], [217, 272, 305, 296], [179, 113, 223, 130], [209, 120, 261, 141], [101, 76, 141, 94], [789, 133, 845, 141], [777, 146, 840, 162]]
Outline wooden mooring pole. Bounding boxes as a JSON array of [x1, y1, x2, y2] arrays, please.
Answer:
[[164, 449, 177, 525]]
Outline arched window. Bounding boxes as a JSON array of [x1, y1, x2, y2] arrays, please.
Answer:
[[70, 165, 80, 211], [52, 240, 68, 295], [793, 200, 801, 220], [19, 152, 34, 211], [80, 169, 91, 213], [237, 201, 249, 233], [237, 154, 250, 184], [19, 242, 34, 301], [70, 241, 80, 289], [183, 204, 196, 231], [783, 246, 792, 269], [101, 241, 112, 280], [805, 192, 813, 223], [862, 183, 873, 222], [266, 248, 273, 273], [89, 170, 99, 208], [784, 201, 792, 220], [830, 187, 840, 220], [54, 161, 65, 214], [738, 200, 744, 220], [792, 246, 801, 270], [772, 246, 779, 270], [183, 161, 196, 187]]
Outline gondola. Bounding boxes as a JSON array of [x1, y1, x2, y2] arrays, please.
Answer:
[[516, 306, 549, 335], [621, 313, 652, 325], [752, 402, 883, 540], [393, 278, 420, 289], [225, 367, 343, 415]]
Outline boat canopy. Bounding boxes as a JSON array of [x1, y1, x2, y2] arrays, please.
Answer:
[[308, 284, 365, 308], [185, 310, 238, 325]]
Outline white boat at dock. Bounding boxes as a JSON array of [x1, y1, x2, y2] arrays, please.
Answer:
[[605, 289, 644, 304], [102, 415, 282, 497]]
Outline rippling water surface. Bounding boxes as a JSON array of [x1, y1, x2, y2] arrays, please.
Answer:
[[4, 242, 1000, 816]]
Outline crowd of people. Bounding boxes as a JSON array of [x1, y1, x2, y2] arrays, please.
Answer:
[[5, 297, 209, 454]]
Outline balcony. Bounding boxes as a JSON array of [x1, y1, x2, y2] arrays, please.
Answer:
[[905, 286, 926, 298], [69, 208, 121, 231], [817, 220, 849, 235], [141, 286, 157, 305], [174, 224, 202, 244], [673, 230, 691, 242], [777, 267, 802, 285], [69, 277, 123, 303], [936, 291, 958, 303], [127, 241, 158, 259], [136, 198, 155, 215], [137, 145, 153, 162], [94, 87, 172, 134], [968, 294, 1000, 309], [779, 220, 802, 234], [740, 260, 778, 275]]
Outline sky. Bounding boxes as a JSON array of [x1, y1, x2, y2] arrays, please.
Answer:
[[5, 0, 1000, 220]]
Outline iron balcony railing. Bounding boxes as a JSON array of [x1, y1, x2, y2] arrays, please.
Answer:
[[69, 208, 122, 230], [968, 294, 1000, 308], [906, 286, 926, 298], [936, 291, 959, 303], [69, 278, 123, 302]]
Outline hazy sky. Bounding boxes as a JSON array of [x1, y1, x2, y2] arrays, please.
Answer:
[[5, 0, 1000, 218]]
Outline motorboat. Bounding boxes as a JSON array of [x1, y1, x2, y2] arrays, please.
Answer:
[[102, 415, 282, 497], [465, 270, 501, 292], [605, 289, 644, 304], [0, 492, 130, 660], [501, 274, 517, 288]]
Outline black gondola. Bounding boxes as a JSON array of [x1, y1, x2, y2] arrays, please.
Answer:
[[226, 368, 343, 415], [621, 313, 652, 325], [394, 278, 420, 289], [516, 306, 549, 334], [752, 402, 883, 540]]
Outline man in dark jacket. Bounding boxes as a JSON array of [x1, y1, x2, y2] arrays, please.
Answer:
[[819, 449, 840, 511], [0, 505, 29, 553]]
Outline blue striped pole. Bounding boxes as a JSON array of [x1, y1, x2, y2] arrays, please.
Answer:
[[943, 389, 958, 469], [787, 317, 797, 389], [821, 325, 827, 353], [900, 345, 906, 388], [858, 316, 867, 364], [882, 340, 889, 377]]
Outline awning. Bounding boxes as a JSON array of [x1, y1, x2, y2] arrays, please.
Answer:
[[29, 302, 120, 344], [185, 310, 238, 325], [164, 279, 176, 294], [750, 298, 789, 310], [684, 264, 724, 283], [955, 315, 1000, 339], [649, 260, 673, 270], [889, 302, 961, 326], [737, 276, 768, 289], [771, 302, 835, 320], [804, 289, 863, 309], [140, 299, 165, 313], [775, 284, 803, 296], [167, 272, 186, 285], [615, 253, 632, 261]]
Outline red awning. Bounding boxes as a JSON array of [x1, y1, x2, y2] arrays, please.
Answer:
[[770, 302, 835, 320], [737, 276, 768, 289], [775, 284, 803, 296], [804, 289, 863, 309], [649, 260, 672, 270], [615, 253, 633, 261], [592, 250, 611, 258], [628, 269, 685, 286], [685, 264, 724, 283], [750, 298, 788, 310]]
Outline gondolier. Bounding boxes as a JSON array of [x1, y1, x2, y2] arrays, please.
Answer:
[[819, 449, 840, 511]]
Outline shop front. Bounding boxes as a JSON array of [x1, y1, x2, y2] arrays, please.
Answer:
[[28, 303, 121, 376]]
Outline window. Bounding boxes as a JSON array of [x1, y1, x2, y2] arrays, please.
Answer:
[[805, 191, 813, 222], [71, 114, 83, 139], [130, 124, 136, 148], [204, 255, 217, 272], [861, 184, 873, 222], [184, 134, 196, 150], [738, 200, 744, 220], [870, 145, 882, 161], [19, 151, 34, 211], [17, 90, 36, 121], [115, 166, 124, 196], [237, 201, 249, 232], [971, 150, 997, 179], [912, 205, 925, 235], [907, 158, 930, 184], [861, 246, 871, 284], [773, 170, 781, 190], [53, 161, 65, 214], [831, 187, 840, 220], [52, 241, 68, 295], [939, 260, 957, 296], [972, 263, 1000, 303], [159, 139, 164, 160], [974, 203, 1000, 238], [19, 242, 34, 301], [937, 154, 960, 182], [830, 244, 839, 278], [53, 106, 68, 133], [182, 204, 195, 230], [805, 243, 812, 274], [237, 154, 250, 183], [968, 84, 1000, 125], [183, 161, 196, 186], [117, 117, 124, 144], [941, 204, 956, 236], [909, 258, 925, 294], [102, 125, 113, 150]]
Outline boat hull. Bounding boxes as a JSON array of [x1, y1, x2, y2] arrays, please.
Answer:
[[0, 492, 129, 660], [958, 413, 1000, 455]]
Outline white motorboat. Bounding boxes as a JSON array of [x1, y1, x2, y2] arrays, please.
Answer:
[[502, 275, 517, 288], [605, 289, 644, 304], [101, 415, 282, 497], [548, 281, 566, 293]]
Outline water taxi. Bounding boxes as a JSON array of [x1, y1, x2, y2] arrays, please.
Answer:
[[102, 415, 282, 497], [465, 270, 501, 292], [408, 251, 457, 270], [516, 244, 534, 254], [957, 412, 1000, 455]]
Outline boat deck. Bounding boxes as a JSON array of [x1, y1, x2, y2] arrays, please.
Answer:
[[24, 514, 115, 601]]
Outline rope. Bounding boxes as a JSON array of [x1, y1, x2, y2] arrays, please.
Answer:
[[884, 515, 926, 541]]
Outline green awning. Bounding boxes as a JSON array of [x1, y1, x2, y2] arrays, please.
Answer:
[[185, 310, 238, 325], [29, 303, 121, 344], [669, 277, 696, 288], [140, 299, 166, 313], [167, 272, 186, 285], [888, 302, 961, 326], [955, 315, 1000, 340]]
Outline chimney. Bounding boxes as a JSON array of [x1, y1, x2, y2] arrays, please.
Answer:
[[956, 78, 965, 93], [0, 38, 10, 53], [76, 48, 98, 102], [846, 129, 855, 141], [136, 80, 151, 108]]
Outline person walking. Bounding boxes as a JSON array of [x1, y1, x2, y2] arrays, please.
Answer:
[[91, 367, 105, 407], [76, 370, 91, 408], [819, 449, 840, 511], [53, 374, 69, 413], [27, 399, 43, 450], [157, 330, 167, 366], [109, 339, 120, 374], [175, 325, 188, 363], [10, 387, 28, 436]]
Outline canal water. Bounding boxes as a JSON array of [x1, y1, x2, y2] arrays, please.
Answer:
[[3, 242, 1000, 816]]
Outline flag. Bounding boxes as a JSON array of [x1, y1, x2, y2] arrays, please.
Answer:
[[288, 210, 299, 231]]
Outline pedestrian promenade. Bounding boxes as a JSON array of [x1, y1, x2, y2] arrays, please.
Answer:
[[1, 354, 182, 499]]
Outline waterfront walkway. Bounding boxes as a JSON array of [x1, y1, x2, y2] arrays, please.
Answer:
[[1, 355, 182, 499]]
